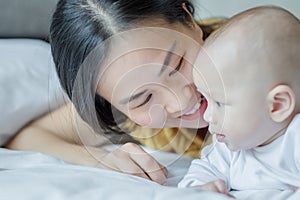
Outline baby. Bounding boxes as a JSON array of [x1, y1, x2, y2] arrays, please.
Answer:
[[178, 6, 300, 196]]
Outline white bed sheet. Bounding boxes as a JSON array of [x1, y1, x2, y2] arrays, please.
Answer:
[[0, 146, 298, 200]]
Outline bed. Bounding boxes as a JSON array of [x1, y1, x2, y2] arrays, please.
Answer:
[[1, 1, 299, 199], [1, 145, 299, 200]]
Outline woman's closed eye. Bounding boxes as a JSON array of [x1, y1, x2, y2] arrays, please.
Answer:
[[169, 55, 184, 76], [134, 94, 152, 108]]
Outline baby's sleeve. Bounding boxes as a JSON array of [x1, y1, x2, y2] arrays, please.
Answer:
[[178, 139, 232, 190]]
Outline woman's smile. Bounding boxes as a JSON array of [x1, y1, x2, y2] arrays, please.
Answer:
[[180, 96, 208, 120]]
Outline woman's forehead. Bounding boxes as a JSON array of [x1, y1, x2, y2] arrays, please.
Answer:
[[104, 27, 198, 61], [99, 28, 198, 74]]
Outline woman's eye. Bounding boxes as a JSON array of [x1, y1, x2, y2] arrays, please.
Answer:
[[135, 94, 152, 108], [169, 56, 184, 76]]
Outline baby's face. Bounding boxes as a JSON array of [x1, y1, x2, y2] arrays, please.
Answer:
[[193, 35, 282, 151]]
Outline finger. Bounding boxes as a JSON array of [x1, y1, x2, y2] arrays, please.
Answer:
[[214, 180, 235, 198], [126, 150, 167, 184], [225, 193, 236, 198], [156, 162, 168, 176], [199, 182, 218, 191], [119, 143, 168, 185], [112, 157, 152, 181], [214, 180, 227, 193], [93, 146, 149, 180], [161, 165, 168, 177]]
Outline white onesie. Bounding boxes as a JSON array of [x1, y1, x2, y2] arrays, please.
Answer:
[[178, 114, 300, 191]]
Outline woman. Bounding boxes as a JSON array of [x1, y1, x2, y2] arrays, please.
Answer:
[[6, 0, 224, 185]]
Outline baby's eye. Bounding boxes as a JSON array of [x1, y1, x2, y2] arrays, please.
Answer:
[[216, 101, 225, 107]]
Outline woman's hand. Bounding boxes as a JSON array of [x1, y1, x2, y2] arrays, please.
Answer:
[[7, 104, 168, 185], [199, 180, 235, 198], [92, 143, 168, 185]]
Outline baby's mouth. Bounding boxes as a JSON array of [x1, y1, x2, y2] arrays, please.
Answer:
[[210, 129, 226, 143], [216, 133, 226, 142]]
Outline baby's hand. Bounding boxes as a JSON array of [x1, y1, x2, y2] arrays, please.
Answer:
[[200, 180, 235, 198]]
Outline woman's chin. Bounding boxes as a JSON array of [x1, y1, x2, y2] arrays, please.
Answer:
[[180, 120, 209, 129], [142, 116, 209, 129], [164, 118, 209, 129]]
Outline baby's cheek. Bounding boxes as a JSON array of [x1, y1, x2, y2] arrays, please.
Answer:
[[192, 69, 202, 88], [192, 68, 208, 93]]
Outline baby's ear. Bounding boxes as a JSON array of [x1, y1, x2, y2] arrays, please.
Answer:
[[267, 85, 295, 122]]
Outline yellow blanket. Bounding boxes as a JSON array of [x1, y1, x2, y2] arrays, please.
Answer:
[[123, 120, 208, 158]]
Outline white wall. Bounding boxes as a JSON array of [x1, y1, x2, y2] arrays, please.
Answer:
[[192, 0, 300, 19]]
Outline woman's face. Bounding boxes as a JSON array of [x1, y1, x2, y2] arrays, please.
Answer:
[[97, 22, 208, 129]]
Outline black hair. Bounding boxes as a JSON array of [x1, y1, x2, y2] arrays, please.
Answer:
[[50, 0, 196, 134]]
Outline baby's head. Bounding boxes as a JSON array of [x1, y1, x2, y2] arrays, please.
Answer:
[[194, 6, 300, 151]]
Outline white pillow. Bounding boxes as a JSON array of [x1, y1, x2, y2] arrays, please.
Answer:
[[0, 39, 67, 146]]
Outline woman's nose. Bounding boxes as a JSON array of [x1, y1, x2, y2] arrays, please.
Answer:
[[164, 85, 193, 115]]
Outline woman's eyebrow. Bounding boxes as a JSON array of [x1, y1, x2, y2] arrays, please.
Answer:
[[119, 90, 147, 105], [158, 41, 177, 76]]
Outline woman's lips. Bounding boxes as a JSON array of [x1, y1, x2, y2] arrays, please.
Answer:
[[180, 98, 208, 120]]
